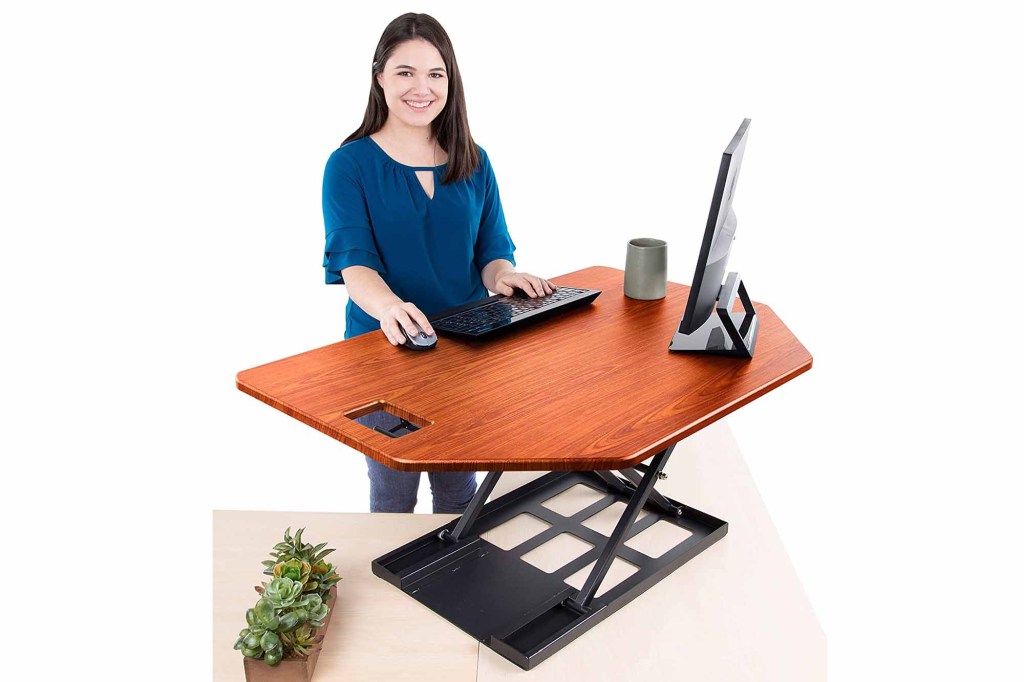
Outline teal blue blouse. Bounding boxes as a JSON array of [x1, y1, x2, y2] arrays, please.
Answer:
[[322, 137, 517, 339]]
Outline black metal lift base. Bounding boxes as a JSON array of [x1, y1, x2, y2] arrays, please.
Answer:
[[371, 467, 728, 670]]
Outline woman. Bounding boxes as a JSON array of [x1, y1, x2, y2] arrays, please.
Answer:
[[322, 13, 554, 514]]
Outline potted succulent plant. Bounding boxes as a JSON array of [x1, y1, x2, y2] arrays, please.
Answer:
[[234, 528, 342, 682]]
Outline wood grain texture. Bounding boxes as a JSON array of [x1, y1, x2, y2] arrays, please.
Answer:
[[236, 266, 812, 471]]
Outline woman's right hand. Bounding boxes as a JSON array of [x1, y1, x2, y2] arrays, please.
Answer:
[[380, 301, 435, 346]]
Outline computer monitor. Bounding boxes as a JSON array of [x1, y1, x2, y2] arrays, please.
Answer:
[[670, 118, 758, 358]]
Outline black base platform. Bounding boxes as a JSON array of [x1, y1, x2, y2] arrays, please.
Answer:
[[371, 457, 727, 670]]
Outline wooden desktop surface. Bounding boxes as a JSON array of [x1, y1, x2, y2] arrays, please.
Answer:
[[236, 266, 812, 471]]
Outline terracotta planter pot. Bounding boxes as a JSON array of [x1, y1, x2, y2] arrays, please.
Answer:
[[243, 586, 338, 682]]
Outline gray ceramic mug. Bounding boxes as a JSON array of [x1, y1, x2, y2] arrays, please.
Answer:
[[624, 238, 668, 300]]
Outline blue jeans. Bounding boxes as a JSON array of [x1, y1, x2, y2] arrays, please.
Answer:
[[357, 411, 477, 513], [364, 456, 478, 513]]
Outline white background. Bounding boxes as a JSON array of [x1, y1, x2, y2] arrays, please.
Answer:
[[2, 1, 1022, 679]]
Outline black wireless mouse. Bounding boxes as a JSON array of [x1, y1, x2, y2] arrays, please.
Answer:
[[400, 321, 437, 350]]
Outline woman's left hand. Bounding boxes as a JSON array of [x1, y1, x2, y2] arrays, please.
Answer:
[[494, 271, 556, 298]]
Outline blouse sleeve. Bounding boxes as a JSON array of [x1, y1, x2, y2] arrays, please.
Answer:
[[322, 149, 386, 284], [473, 148, 517, 273]]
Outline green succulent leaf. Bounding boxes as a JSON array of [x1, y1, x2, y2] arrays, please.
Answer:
[[313, 548, 336, 563], [260, 631, 280, 651], [242, 646, 261, 658], [254, 598, 275, 625], [265, 649, 282, 666], [294, 528, 304, 547], [243, 633, 261, 650], [278, 612, 301, 632], [245, 609, 257, 627]]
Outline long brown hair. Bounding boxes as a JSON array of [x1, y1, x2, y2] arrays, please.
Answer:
[[343, 13, 480, 184]]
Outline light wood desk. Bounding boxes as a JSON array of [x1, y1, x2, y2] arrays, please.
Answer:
[[235, 266, 813, 669], [213, 422, 825, 680]]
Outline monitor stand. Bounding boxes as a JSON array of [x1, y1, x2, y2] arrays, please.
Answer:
[[669, 272, 759, 358]]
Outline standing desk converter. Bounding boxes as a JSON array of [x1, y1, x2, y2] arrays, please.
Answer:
[[236, 265, 812, 670]]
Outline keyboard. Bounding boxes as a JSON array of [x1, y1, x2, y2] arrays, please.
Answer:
[[430, 286, 602, 338]]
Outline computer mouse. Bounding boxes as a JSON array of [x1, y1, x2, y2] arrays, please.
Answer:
[[399, 321, 437, 350]]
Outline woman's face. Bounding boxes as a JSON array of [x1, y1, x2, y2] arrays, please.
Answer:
[[376, 39, 448, 131]]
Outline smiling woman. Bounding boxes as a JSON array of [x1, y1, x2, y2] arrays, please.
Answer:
[[377, 47, 449, 128], [321, 13, 556, 515]]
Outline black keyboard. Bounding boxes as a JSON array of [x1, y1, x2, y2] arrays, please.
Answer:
[[430, 286, 601, 338]]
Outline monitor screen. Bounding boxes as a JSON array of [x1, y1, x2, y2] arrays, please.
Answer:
[[678, 119, 751, 334]]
